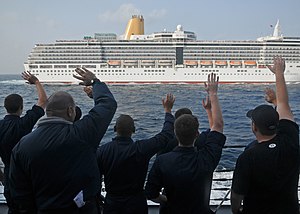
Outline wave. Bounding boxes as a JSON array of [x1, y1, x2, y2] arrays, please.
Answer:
[[0, 80, 25, 85]]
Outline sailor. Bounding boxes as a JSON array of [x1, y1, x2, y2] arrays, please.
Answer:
[[231, 57, 299, 214], [96, 94, 175, 214], [145, 73, 226, 214], [0, 71, 47, 214], [9, 68, 117, 214], [156, 99, 213, 214]]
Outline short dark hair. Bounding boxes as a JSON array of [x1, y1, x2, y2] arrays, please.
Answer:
[[115, 114, 135, 137], [175, 108, 193, 119], [4, 94, 23, 113], [175, 114, 199, 146], [246, 104, 279, 136]]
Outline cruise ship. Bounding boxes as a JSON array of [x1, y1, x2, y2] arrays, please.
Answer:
[[24, 15, 300, 84]]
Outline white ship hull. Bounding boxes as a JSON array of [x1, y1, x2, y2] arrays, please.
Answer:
[[24, 63, 300, 84]]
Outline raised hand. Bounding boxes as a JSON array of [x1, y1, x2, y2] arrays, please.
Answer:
[[264, 87, 277, 105], [267, 57, 285, 75], [162, 93, 175, 113], [22, 71, 39, 84], [204, 73, 219, 96], [73, 67, 97, 86], [84, 86, 93, 99]]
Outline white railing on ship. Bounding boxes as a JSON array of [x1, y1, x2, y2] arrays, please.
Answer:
[[1, 144, 300, 207]]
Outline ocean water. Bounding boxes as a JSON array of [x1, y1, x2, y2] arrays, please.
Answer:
[[0, 74, 299, 171]]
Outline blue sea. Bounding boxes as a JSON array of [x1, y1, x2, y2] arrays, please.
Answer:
[[1, 74, 299, 170]]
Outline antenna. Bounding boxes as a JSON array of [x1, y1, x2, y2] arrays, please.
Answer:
[[273, 20, 282, 37]]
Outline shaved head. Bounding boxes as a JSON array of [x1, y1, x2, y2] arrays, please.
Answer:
[[46, 91, 76, 121]]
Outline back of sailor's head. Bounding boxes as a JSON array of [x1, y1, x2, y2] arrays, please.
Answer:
[[4, 94, 23, 114], [175, 108, 193, 119], [46, 91, 76, 121], [115, 114, 135, 137], [175, 114, 199, 146]]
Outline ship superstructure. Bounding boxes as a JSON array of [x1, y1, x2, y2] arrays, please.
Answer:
[[24, 16, 300, 83]]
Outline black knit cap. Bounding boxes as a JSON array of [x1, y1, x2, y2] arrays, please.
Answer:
[[246, 104, 279, 134]]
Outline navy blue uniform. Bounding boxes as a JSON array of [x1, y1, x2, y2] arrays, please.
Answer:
[[0, 105, 44, 213], [157, 129, 210, 156], [97, 113, 174, 214], [145, 131, 226, 214], [9, 81, 117, 214]]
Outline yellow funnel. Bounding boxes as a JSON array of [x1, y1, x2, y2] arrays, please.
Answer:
[[124, 15, 144, 40]]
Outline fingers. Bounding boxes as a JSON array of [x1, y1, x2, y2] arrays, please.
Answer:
[[166, 93, 175, 103], [162, 93, 175, 104], [73, 74, 84, 81], [207, 73, 218, 84], [205, 73, 219, 95], [84, 86, 93, 98], [21, 71, 38, 84], [73, 67, 97, 86], [82, 67, 91, 73], [268, 56, 285, 74], [21, 71, 31, 80], [75, 67, 85, 76], [264, 87, 276, 103], [162, 93, 175, 112]]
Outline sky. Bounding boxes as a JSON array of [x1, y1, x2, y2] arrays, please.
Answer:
[[0, 0, 299, 74]]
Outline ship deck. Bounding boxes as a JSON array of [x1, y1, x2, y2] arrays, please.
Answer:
[[0, 204, 232, 214]]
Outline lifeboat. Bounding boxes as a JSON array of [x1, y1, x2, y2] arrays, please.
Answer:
[[229, 61, 242, 66], [200, 61, 213, 66], [258, 64, 267, 68], [107, 60, 121, 66], [123, 60, 138, 65], [244, 60, 257, 66], [184, 60, 198, 66], [158, 60, 173, 64], [141, 60, 155, 65], [215, 61, 227, 66]]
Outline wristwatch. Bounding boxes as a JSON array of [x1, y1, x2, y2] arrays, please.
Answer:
[[90, 78, 99, 85]]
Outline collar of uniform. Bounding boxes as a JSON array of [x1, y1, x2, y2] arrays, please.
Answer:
[[173, 146, 197, 152], [37, 116, 73, 126], [4, 115, 20, 120], [113, 136, 134, 144]]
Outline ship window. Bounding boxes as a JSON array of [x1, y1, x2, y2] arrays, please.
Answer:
[[29, 65, 38, 69]]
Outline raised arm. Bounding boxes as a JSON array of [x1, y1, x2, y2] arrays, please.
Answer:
[[267, 57, 294, 121], [202, 96, 213, 128], [73, 67, 117, 149], [138, 93, 175, 156], [22, 71, 47, 109], [204, 73, 223, 133]]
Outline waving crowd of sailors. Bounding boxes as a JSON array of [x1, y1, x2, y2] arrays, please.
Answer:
[[0, 57, 299, 214]]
